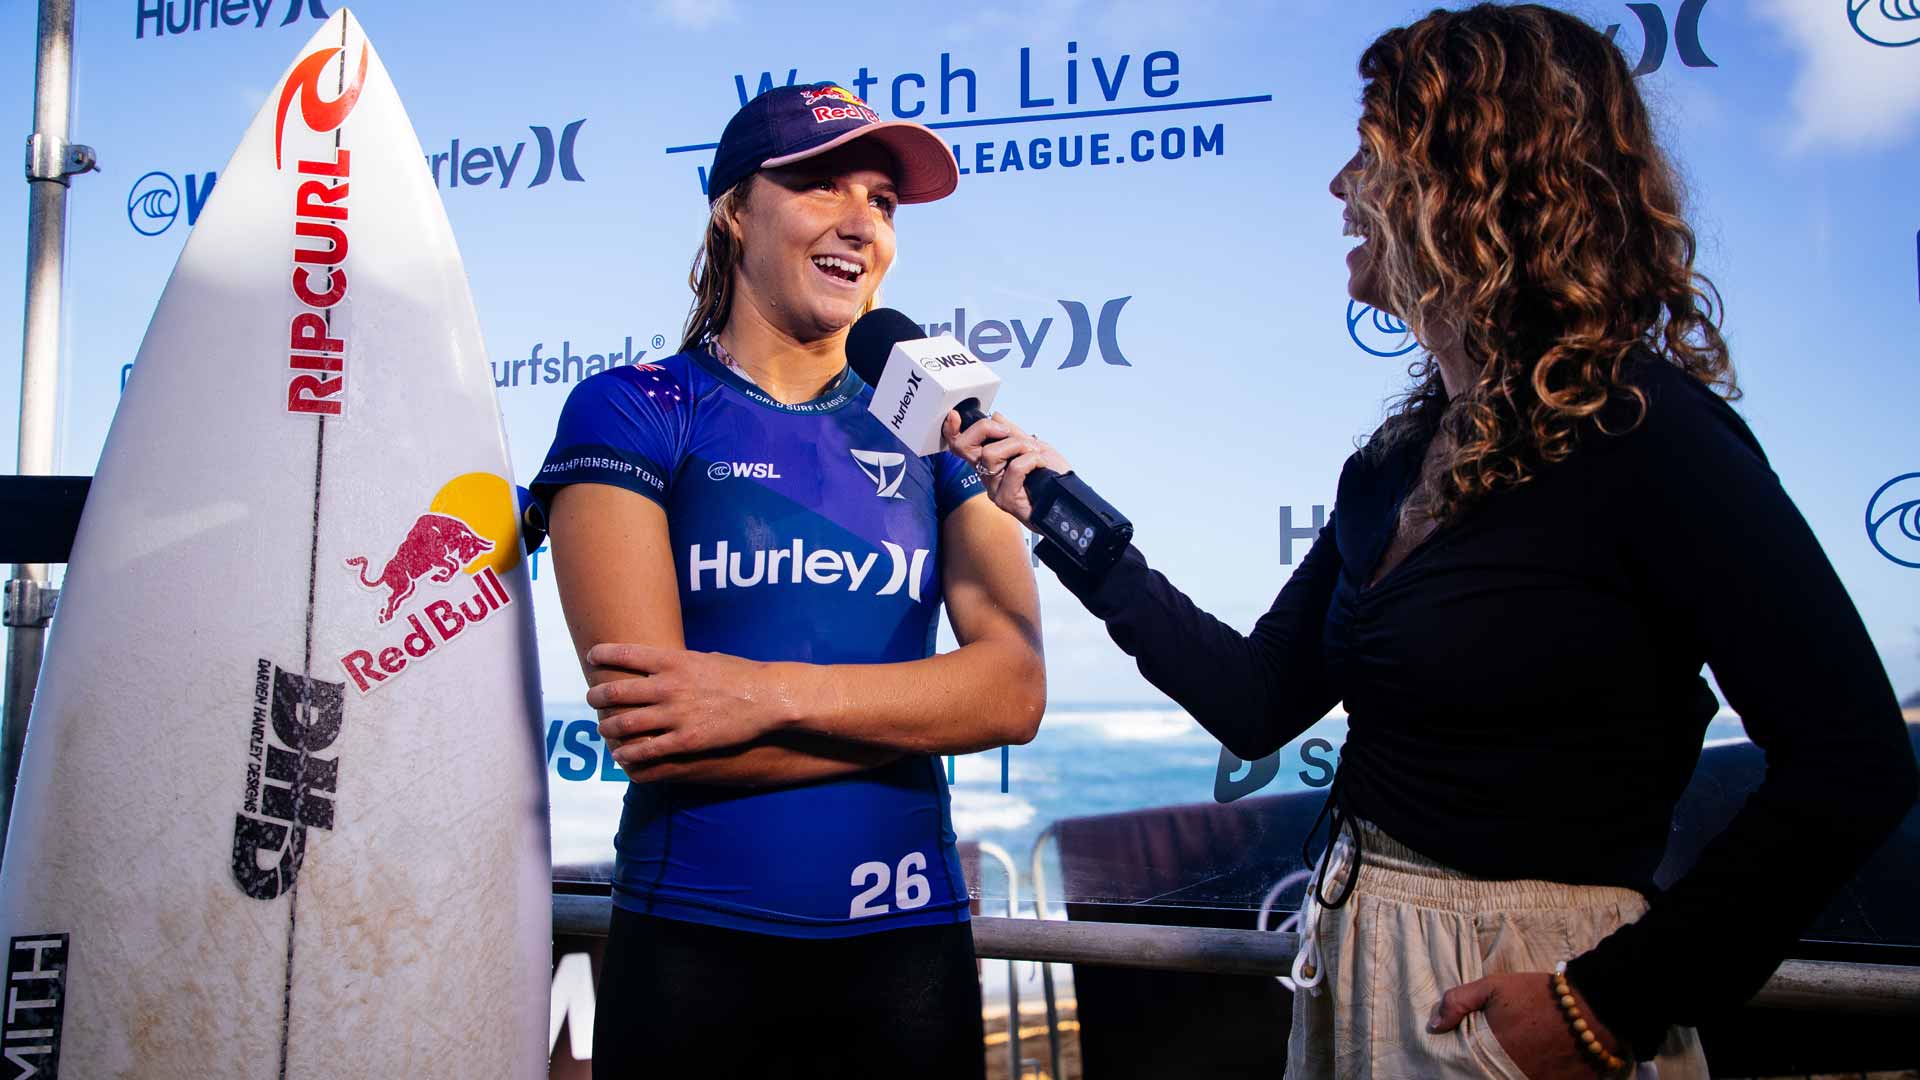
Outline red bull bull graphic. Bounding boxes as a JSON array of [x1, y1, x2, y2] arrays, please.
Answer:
[[345, 513, 495, 623], [336, 473, 524, 694], [280, 43, 368, 417], [800, 84, 865, 107]]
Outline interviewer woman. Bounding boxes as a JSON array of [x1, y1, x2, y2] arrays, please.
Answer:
[[947, 6, 1916, 1078], [532, 84, 1042, 1079]]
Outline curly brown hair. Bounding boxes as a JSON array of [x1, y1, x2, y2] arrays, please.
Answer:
[[1350, 3, 1735, 524]]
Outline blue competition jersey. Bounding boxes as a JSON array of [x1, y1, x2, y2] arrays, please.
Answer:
[[532, 349, 985, 938]]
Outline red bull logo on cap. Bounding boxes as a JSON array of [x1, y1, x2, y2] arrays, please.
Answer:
[[801, 84, 880, 125], [337, 472, 522, 695]]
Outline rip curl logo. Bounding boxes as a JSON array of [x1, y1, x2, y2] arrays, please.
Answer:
[[851, 449, 909, 498], [1867, 473, 1920, 568], [1346, 300, 1418, 358], [1851, 0, 1920, 46], [275, 42, 370, 169]]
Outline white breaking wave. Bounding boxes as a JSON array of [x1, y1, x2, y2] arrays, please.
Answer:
[[950, 788, 1039, 833], [1039, 708, 1200, 741]]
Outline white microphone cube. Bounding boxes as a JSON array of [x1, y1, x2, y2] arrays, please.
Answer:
[[866, 335, 1003, 455]]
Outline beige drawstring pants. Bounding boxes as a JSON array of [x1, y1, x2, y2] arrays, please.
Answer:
[[1285, 820, 1710, 1079]]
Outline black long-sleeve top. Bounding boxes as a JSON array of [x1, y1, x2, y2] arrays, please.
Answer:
[[1037, 353, 1918, 1058]]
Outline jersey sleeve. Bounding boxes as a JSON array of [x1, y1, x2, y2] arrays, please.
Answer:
[[930, 449, 987, 519], [530, 366, 688, 517]]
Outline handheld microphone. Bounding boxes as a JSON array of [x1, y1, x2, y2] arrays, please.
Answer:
[[847, 308, 1133, 574]]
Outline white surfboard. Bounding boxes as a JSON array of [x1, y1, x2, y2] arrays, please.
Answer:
[[0, 10, 549, 1076]]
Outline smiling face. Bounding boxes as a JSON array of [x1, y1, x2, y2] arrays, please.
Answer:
[[1329, 145, 1388, 313], [727, 141, 899, 344]]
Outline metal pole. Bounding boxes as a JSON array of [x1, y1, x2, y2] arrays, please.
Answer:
[[3, 0, 94, 866]]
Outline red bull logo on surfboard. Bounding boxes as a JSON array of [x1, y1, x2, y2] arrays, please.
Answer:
[[337, 473, 523, 695], [346, 513, 494, 623]]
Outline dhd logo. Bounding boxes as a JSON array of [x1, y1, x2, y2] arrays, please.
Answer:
[[1850, 0, 1920, 47], [425, 120, 587, 191], [128, 169, 216, 236], [1604, 0, 1717, 76]]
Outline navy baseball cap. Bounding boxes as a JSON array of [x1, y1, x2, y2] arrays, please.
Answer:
[[706, 82, 959, 205]]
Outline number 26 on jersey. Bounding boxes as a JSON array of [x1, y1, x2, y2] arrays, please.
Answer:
[[849, 851, 932, 918]]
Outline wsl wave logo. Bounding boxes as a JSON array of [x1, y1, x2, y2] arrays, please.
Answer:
[[1851, 0, 1920, 46], [128, 169, 217, 236], [1346, 300, 1418, 358], [1867, 473, 1920, 568], [425, 120, 586, 191], [1604, 0, 1717, 75], [916, 298, 1131, 369]]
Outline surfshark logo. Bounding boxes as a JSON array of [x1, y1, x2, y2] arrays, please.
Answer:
[[687, 539, 930, 600], [1851, 0, 1920, 46], [1603, 0, 1717, 76], [230, 661, 347, 901], [851, 449, 909, 498], [424, 120, 588, 191], [917, 297, 1133, 370], [136, 0, 327, 39]]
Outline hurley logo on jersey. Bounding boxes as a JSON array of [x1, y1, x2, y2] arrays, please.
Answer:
[[689, 539, 931, 601]]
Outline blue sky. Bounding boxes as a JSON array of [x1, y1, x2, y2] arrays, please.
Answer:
[[1, 0, 1916, 710]]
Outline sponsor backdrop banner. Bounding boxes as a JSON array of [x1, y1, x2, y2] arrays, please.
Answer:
[[1, 0, 1916, 923]]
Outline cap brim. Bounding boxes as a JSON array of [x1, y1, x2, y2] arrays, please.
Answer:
[[760, 121, 959, 204]]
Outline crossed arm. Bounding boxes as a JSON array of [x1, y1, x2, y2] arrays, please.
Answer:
[[546, 482, 1045, 786]]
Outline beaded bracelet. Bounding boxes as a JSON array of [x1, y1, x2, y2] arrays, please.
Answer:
[[1551, 961, 1629, 1076]]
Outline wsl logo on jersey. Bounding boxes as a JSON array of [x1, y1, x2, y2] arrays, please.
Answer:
[[688, 539, 931, 600]]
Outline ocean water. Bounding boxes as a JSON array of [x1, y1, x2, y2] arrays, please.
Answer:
[[545, 702, 1753, 913]]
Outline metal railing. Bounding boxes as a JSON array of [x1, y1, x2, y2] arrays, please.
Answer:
[[553, 893, 1920, 1015]]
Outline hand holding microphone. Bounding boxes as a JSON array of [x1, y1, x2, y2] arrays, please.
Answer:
[[847, 308, 1133, 574], [940, 411, 1069, 525]]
